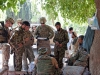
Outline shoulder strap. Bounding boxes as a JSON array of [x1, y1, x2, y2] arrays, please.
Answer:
[[0, 21, 4, 28]]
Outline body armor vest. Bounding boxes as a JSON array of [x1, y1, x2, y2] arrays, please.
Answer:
[[37, 55, 54, 75], [0, 21, 9, 43]]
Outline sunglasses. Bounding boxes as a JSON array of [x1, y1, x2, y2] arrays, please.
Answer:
[[41, 23, 45, 24]]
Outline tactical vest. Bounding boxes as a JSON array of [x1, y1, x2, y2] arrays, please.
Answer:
[[37, 55, 54, 75], [0, 27, 9, 43]]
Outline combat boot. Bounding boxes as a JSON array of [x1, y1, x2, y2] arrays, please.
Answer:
[[0, 65, 9, 74], [2, 65, 9, 70]]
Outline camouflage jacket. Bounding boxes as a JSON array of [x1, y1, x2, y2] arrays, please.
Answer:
[[34, 25, 54, 39], [23, 30, 34, 46], [10, 27, 24, 47], [53, 28, 69, 49], [68, 47, 89, 66], [74, 47, 89, 62]]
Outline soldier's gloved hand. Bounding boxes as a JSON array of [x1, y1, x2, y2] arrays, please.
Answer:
[[45, 37, 49, 41], [10, 48, 15, 54], [10, 50, 13, 54], [36, 36, 38, 39]]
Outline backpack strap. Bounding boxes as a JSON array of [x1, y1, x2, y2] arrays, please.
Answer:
[[0, 21, 4, 28]]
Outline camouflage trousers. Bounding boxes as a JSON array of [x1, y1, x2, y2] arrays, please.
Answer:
[[0, 44, 10, 68], [37, 40, 51, 55], [14, 47, 25, 71], [54, 46, 65, 69], [22, 46, 35, 71]]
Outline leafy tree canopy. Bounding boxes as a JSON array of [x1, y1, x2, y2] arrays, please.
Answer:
[[0, 0, 26, 12], [41, 0, 96, 24]]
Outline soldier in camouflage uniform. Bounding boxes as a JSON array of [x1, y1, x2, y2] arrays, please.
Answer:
[[67, 35, 89, 67], [10, 21, 27, 71], [35, 47, 59, 75], [0, 17, 14, 71], [53, 22, 69, 69], [34, 17, 54, 55], [17, 18, 22, 26], [22, 21, 35, 71], [10, 18, 23, 39]]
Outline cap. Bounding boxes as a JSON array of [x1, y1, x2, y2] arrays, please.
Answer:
[[38, 47, 47, 55], [55, 22, 61, 26], [22, 21, 30, 27], [5, 17, 15, 24], [40, 17, 46, 23]]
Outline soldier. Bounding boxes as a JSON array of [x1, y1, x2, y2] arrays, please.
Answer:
[[17, 18, 23, 27], [10, 18, 23, 38], [10, 21, 27, 71], [22, 21, 35, 71], [34, 17, 54, 55], [13, 18, 23, 31], [0, 17, 14, 71], [67, 35, 89, 67], [53, 22, 69, 70], [31, 26, 37, 36], [35, 47, 59, 75]]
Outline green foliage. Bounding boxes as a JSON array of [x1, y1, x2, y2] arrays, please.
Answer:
[[0, 0, 26, 12], [41, 0, 96, 23], [6, 0, 32, 22], [67, 23, 88, 35]]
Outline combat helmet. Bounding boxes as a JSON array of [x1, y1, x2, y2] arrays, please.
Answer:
[[39, 17, 46, 24], [5, 17, 15, 24], [17, 18, 22, 23], [38, 47, 48, 55]]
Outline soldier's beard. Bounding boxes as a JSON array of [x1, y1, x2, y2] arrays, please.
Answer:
[[57, 28, 61, 31]]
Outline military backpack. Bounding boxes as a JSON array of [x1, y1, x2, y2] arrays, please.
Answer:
[[0, 21, 9, 43]]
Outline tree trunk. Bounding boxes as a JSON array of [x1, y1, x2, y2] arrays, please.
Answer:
[[90, 0, 100, 75]]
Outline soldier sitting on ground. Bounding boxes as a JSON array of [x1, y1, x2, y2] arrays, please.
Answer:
[[67, 35, 89, 67], [35, 47, 59, 75]]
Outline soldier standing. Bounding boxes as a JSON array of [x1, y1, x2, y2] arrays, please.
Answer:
[[0, 17, 14, 71], [10, 21, 27, 71], [12, 18, 23, 31], [17, 18, 23, 27], [10, 18, 23, 38], [53, 22, 69, 70], [34, 17, 54, 55], [22, 21, 35, 71]]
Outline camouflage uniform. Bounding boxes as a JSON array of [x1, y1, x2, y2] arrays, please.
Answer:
[[34, 25, 54, 55], [22, 30, 35, 71], [35, 47, 59, 75], [53, 28, 69, 68], [1, 27, 10, 69], [68, 47, 89, 67], [10, 27, 25, 71], [0, 18, 14, 71]]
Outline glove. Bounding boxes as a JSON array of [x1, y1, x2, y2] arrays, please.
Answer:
[[10, 48, 15, 54], [36, 36, 38, 39], [45, 37, 49, 41]]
